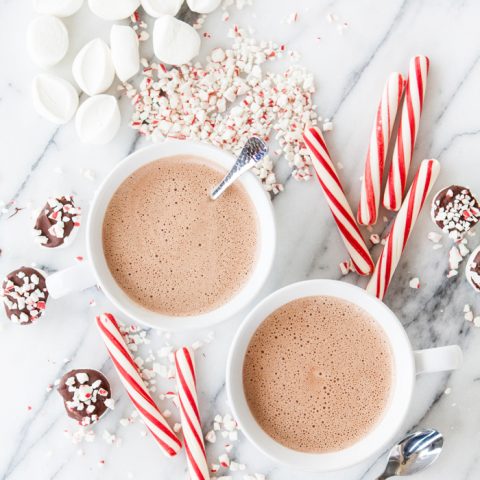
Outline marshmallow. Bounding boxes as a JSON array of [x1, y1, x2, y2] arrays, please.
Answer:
[[34, 0, 84, 17], [75, 95, 121, 144], [141, 0, 183, 16], [153, 15, 200, 66], [186, 0, 221, 13], [110, 25, 139, 82], [27, 15, 69, 67], [72, 38, 115, 96], [88, 0, 140, 20], [32, 74, 79, 124]]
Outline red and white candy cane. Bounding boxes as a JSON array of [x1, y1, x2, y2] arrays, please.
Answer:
[[367, 159, 440, 299], [174, 347, 210, 480], [96, 313, 182, 457], [303, 126, 375, 276], [357, 72, 405, 225], [383, 55, 430, 211]]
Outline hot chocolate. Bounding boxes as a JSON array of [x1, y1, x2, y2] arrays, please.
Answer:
[[243, 295, 393, 453], [102, 155, 258, 316]]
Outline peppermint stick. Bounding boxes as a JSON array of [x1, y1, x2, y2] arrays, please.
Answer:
[[367, 159, 440, 299], [96, 313, 182, 456], [357, 72, 405, 225], [303, 126, 374, 275], [175, 347, 210, 480], [383, 55, 430, 211]]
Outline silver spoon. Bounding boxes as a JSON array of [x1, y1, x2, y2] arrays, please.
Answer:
[[376, 429, 444, 479], [210, 137, 268, 200]]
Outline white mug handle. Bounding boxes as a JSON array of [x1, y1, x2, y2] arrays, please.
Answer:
[[46, 262, 97, 299], [414, 345, 463, 375]]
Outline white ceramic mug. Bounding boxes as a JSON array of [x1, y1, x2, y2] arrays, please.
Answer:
[[46, 141, 276, 330], [226, 279, 462, 472]]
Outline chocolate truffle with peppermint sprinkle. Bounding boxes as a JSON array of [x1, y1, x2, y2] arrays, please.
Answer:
[[33, 195, 81, 248], [431, 186, 480, 240], [1, 266, 48, 324], [58, 369, 114, 426], [466, 245, 480, 293]]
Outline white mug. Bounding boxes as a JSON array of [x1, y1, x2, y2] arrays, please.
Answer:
[[226, 279, 462, 472], [46, 141, 276, 330]]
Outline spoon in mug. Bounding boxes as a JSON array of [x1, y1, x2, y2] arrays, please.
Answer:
[[210, 137, 268, 200], [376, 429, 444, 479]]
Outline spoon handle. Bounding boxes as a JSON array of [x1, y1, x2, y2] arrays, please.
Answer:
[[210, 164, 246, 200]]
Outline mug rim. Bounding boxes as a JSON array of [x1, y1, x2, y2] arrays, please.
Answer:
[[226, 279, 416, 472], [86, 140, 276, 331]]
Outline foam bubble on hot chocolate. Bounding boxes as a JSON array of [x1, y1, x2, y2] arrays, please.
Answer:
[[243, 296, 393, 453], [102, 155, 258, 316]]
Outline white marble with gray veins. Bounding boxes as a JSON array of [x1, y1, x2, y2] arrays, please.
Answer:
[[1, 0, 480, 479]]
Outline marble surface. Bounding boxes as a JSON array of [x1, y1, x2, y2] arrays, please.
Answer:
[[1, 0, 480, 479]]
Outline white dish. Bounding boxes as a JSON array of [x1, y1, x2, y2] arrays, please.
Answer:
[[227, 279, 462, 472], [47, 141, 276, 331]]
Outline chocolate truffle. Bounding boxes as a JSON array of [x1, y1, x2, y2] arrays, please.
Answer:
[[58, 369, 114, 426], [33, 196, 81, 248], [1, 266, 48, 324], [431, 186, 480, 240], [466, 246, 480, 293]]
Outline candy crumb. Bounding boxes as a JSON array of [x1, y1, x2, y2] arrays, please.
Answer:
[[370, 234, 380, 245], [409, 278, 420, 289], [427, 232, 442, 243]]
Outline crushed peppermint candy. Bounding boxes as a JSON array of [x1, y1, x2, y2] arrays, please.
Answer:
[[129, 11, 149, 43], [464, 304, 474, 322], [284, 12, 299, 24], [125, 26, 319, 193], [409, 277, 420, 289], [369, 233, 380, 245], [465, 245, 480, 292], [222, 0, 253, 11], [464, 304, 480, 327], [427, 231, 443, 244], [64, 427, 96, 444], [102, 430, 121, 445], [447, 239, 470, 277], [431, 186, 480, 240], [205, 412, 267, 479], [1, 266, 48, 324], [339, 259, 354, 276]]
